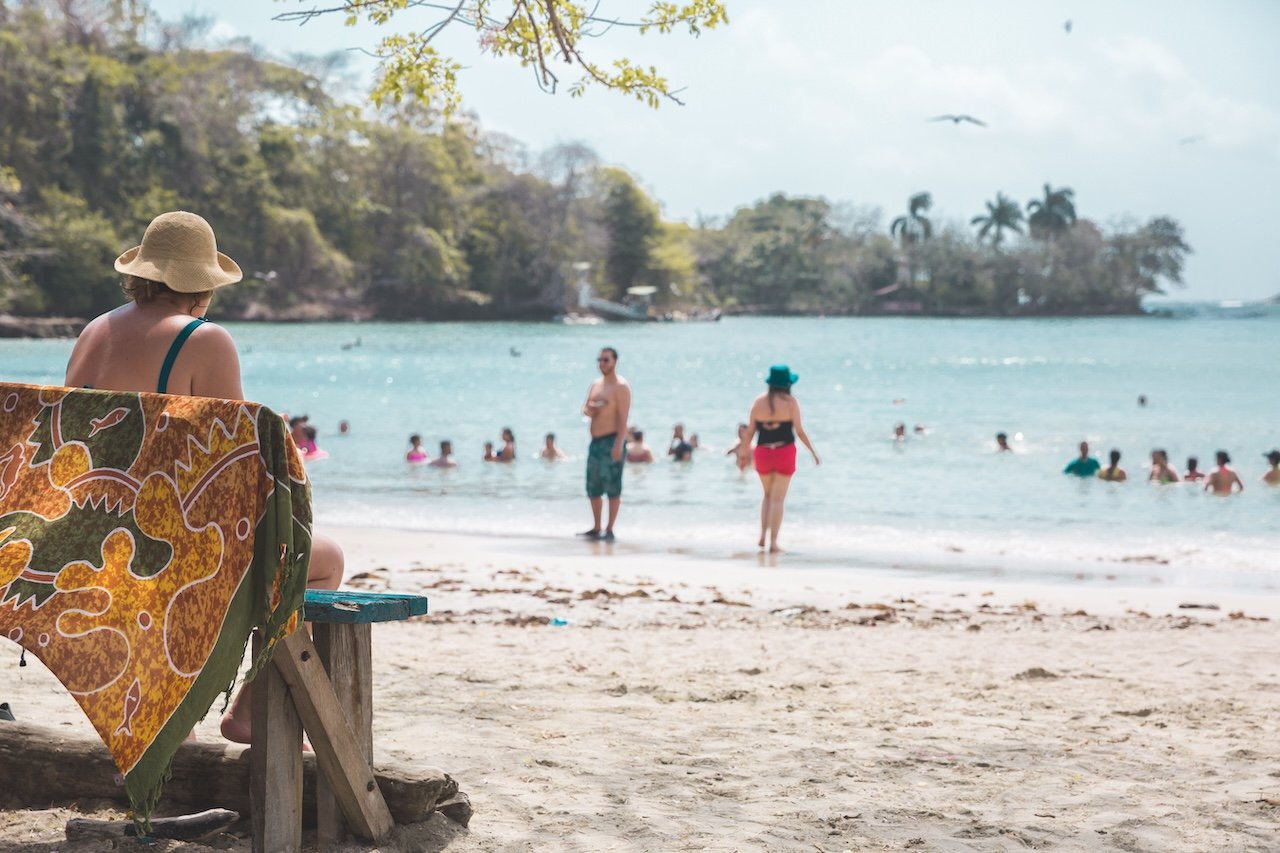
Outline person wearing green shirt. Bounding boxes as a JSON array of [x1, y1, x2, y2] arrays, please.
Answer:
[[1064, 441, 1101, 477]]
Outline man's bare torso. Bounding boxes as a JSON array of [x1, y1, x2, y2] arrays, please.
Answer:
[[586, 376, 629, 438]]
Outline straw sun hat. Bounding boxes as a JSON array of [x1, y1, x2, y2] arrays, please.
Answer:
[[114, 211, 242, 293]]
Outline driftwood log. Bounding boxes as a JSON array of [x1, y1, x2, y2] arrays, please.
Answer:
[[0, 720, 456, 825], [65, 808, 240, 841]]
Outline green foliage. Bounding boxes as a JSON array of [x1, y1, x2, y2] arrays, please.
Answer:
[[28, 189, 123, 317], [890, 192, 933, 247], [304, 0, 730, 113], [1026, 184, 1077, 240], [971, 192, 1023, 247], [600, 168, 661, 298], [0, 6, 1190, 321]]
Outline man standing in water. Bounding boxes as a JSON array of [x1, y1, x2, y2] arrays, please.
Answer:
[[1206, 450, 1244, 495], [1063, 441, 1100, 477], [579, 347, 631, 541]]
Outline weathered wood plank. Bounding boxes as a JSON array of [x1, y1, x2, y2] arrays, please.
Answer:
[[303, 590, 428, 624], [271, 631, 394, 842], [313, 622, 374, 847], [250, 633, 304, 853], [0, 720, 457, 824]]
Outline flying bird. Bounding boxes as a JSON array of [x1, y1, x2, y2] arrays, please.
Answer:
[[928, 114, 987, 127], [1064, 19, 1072, 34]]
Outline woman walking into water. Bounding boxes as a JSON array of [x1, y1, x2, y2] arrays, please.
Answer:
[[746, 365, 819, 553]]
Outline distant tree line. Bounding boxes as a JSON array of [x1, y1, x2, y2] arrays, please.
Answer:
[[0, 2, 1190, 321]]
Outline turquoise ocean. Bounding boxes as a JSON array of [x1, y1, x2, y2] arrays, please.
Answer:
[[4, 316, 1277, 593]]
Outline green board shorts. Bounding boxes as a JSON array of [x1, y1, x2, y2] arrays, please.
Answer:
[[586, 434, 626, 499]]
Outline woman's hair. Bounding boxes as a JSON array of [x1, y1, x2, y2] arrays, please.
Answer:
[[122, 275, 214, 311], [1108, 449, 1121, 466], [502, 428, 514, 441], [409, 433, 421, 444], [766, 385, 790, 415]]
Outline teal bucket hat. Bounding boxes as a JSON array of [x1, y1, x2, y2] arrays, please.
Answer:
[[766, 365, 798, 389]]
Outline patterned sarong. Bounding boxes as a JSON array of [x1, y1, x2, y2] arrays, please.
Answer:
[[0, 383, 310, 826]]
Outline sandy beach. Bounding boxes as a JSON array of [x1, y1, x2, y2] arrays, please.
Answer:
[[3, 526, 1279, 852]]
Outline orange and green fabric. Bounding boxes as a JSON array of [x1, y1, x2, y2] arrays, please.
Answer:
[[0, 383, 310, 827]]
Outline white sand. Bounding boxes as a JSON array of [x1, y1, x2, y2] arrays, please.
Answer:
[[2, 526, 1279, 851]]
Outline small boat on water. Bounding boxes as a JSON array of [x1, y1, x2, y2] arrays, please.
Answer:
[[574, 283, 721, 323], [585, 285, 656, 322]]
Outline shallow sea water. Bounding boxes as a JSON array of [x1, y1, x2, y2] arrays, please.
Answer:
[[4, 315, 1277, 592]]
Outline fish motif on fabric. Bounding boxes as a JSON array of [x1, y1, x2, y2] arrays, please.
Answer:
[[88, 407, 131, 437], [115, 677, 142, 737], [0, 445, 21, 502]]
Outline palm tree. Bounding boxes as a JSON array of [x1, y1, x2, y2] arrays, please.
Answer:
[[1025, 184, 1076, 239], [971, 192, 1024, 248], [890, 192, 933, 247]]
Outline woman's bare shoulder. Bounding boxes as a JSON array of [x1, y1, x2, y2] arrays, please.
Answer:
[[184, 321, 244, 399], [192, 319, 237, 344]]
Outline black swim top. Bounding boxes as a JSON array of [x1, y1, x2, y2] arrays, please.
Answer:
[[756, 421, 794, 445]]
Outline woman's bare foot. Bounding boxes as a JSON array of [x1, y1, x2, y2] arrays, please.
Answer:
[[758, 535, 766, 548], [769, 544, 784, 554], [220, 714, 252, 744], [220, 715, 313, 751]]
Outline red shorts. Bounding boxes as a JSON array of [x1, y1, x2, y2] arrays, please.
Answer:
[[753, 443, 797, 476]]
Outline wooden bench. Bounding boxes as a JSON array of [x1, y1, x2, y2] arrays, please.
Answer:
[[251, 590, 429, 853]]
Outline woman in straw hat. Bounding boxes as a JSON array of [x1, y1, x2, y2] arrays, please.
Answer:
[[64, 210, 343, 743], [746, 365, 820, 553]]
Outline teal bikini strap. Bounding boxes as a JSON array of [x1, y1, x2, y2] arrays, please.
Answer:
[[157, 317, 208, 394]]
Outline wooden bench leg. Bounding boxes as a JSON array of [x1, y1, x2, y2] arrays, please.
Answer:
[[272, 630, 394, 842], [313, 622, 373, 848], [250, 633, 304, 853]]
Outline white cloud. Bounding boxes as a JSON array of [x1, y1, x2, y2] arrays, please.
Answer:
[[208, 20, 239, 42]]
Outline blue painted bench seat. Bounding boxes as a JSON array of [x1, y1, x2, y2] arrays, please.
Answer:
[[303, 590, 429, 624]]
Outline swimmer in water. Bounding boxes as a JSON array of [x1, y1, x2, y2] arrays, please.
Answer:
[[1205, 450, 1244, 495], [669, 423, 694, 462], [1098, 449, 1127, 482], [626, 428, 655, 463], [494, 427, 516, 462], [726, 423, 752, 471], [1263, 450, 1280, 486], [1183, 456, 1206, 483], [1063, 441, 1100, 477], [540, 432, 566, 461], [1148, 449, 1179, 484], [429, 440, 458, 468], [405, 433, 429, 463]]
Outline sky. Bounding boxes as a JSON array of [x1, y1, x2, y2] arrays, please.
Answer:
[[149, 0, 1280, 302]]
